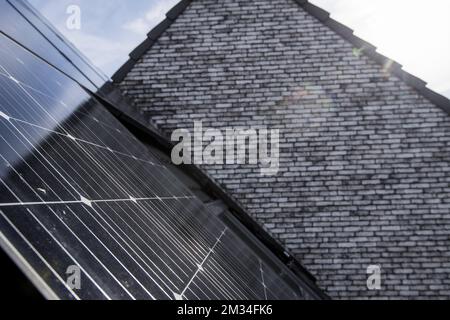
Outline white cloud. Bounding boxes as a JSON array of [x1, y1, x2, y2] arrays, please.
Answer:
[[443, 88, 450, 98], [145, 1, 173, 23], [312, 0, 450, 98], [123, 1, 178, 35], [64, 31, 132, 75], [123, 18, 151, 35]]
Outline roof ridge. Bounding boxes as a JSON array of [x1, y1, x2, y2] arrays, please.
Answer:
[[112, 0, 192, 83], [112, 0, 450, 115]]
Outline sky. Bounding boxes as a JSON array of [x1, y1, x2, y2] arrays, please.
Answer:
[[28, 0, 450, 98]]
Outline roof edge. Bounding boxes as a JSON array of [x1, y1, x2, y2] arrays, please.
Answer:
[[111, 0, 192, 83], [113, 0, 450, 115], [298, 0, 450, 114]]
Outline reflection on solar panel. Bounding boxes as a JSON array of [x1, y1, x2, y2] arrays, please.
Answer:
[[0, 31, 311, 300], [0, 0, 101, 92]]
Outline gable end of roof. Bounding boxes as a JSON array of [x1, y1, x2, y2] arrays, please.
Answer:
[[112, 0, 450, 116]]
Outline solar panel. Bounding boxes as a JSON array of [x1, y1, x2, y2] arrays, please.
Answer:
[[7, 0, 108, 87], [0, 31, 311, 300], [0, 0, 100, 92]]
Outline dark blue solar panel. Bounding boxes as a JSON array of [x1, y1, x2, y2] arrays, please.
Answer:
[[0, 32, 309, 300]]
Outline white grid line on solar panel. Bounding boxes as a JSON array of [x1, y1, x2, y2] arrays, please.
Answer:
[[0, 118, 216, 264], [0, 101, 185, 200], [0, 75, 188, 201], [0, 211, 80, 300], [175, 228, 227, 300], [0, 114, 270, 298], [2, 122, 282, 298], [0, 178, 250, 300], [190, 259, 237, 299], [0, 70, 124, 134], [2, 141, 214, 298], [0, 52, 137, 146], [260, 259, 268, 300], [0, 14, 97, 93], [0, 68, 225, 258], [190, 248, 253, 300], [0, 48, 128, 139], [0, 119, 211, 266], [204, 240, 279, 299], [189, 249, 253, 300], [27, 207, 127, 299], [0, 196, 195, 207], [0, 159, 274, 302], [0, 89, 215, 296], [0, 96, 290, 302], [0, 99, 157, 171], [210, 231, 299, 299], [0, 54, 164, 171], [0, 36, 298, 298], [0, 203, 112, 299], [170, 222, 294, 300], [0, 55, 216, 292], [0, 50, 179, 199], [0, 125, 284, 300], [0, 160, 181, 298], [0, 73, 163, 169], [7, 0, 108, 86]]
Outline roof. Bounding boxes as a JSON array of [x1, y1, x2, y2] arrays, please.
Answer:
[[112, 0, 450, 116]]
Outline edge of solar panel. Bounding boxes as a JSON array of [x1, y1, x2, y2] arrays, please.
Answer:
[[0, 0, 328, 300], [0, 222, 54, 299], [10, 0, 110, 84]]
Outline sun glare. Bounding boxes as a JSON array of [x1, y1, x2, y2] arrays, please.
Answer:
[[313, 0, 450, 94]]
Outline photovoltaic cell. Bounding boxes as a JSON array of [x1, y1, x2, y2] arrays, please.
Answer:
[[0, 32, 308, 300]]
